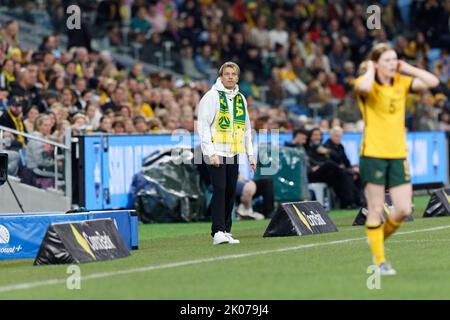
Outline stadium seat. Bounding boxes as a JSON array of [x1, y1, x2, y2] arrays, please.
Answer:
[[308, 182, 331, 212]]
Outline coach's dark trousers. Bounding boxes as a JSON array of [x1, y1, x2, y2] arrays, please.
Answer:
[[207, 155, 239, 237]]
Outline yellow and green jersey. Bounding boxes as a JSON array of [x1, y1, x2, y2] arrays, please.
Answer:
[[354, 72, 413, 158]]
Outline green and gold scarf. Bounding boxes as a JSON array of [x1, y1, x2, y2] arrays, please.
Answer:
[[213, 90, 246, 153]]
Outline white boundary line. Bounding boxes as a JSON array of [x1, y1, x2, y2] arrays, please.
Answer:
[[0, 225, 449, 294]]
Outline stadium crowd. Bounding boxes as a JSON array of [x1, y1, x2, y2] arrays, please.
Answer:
[[0, 0, 450, 193]]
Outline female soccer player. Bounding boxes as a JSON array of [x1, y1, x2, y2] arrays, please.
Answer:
[[354, 43, 439, 275]]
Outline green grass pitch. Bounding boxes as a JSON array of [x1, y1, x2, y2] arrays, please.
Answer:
[[1, 196, 450, 299]]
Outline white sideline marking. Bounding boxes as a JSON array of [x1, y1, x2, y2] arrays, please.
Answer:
[[0, 225, 449, 294]]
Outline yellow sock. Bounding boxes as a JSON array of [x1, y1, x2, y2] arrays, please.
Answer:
[[384, 215, 402, 240], [366, 224, 385, 266]]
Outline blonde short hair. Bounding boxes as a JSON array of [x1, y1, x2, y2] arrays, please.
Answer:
[[34, 115, 50, 132], [218, 62, 240, 77]]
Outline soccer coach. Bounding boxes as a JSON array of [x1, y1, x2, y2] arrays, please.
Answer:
[[197, 62, 256, 245]]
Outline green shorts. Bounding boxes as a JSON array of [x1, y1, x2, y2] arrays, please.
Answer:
[[359, 156, 411, 188]]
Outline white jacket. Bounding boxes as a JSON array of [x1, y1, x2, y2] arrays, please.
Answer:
[[197, 78, 254, 158]]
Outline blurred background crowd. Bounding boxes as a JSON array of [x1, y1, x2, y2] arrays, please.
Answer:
[[0, 0, 450, 189]]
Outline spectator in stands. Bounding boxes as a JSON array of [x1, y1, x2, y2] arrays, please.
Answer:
[[119, 103, 132, 119], [306, 44, 331, 73], [101, 87, 127, 113], [285, 127, 308, 154], [149, 88, 166, 112], [45, 109, 58, 135], [306, 128, 357, 209], [147, 117, 162, 133], [26, 114, 56, 189], [269, 20, 288, 51], [307, 73, 333, 117], [405, 32, 429, 60], [439, 111, 450, 132], [71, 113, 88, 135], [133, 92, 153, 119], [195, 44, 215, 80], [84, 103, 101, 131], [142, 31, 164, 63], [413, 92, 439, 131], [48, 75, 65, 93], [433, 49, 450, 85], [61, 87, 80, 116], [96, 116, 112, 133], [266, 67, 284, 106], [124, 118, 135, 134], [133, 115, 148, 134], [23, 105, 39, 133], [319, 119, 330, 133], [342, 60, 357, 92], [130, 5, 152, 35], [291, 55, 313, 85], [1, 20, 20, 48], [51, 119, 70, 143], [218, 33, 233, 63], [74, 78, 87, 101], [229, 33, 247, 66], [98, 50, 119, 78], [324, 126, 363, 206], [0, 59, 15, 91], [39, 35, 60, 58], [148, 3, 168, 33], [249, 15, 270, 50], [350, 23, 371, 66], [382, 0, 403, 37], [0, 95, 26, 148], [9, 68, 29, 104], [297, 32, 316, 61], [180, 45, 204, 80], [0, 88, 7, 115], [279, 61, 307, 105], [327, 72, 346, 101], [112, 118, 126, 134], [242, 46, 264, 83], [162, 115, 179, 133], [239, 70, 259, 101], [393, 35, 410, 60], [329, 40, 348, 76]]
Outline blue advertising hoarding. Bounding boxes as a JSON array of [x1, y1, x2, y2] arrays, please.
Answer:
[[0, 210, 138, 260], [80, 132, 448, 210]]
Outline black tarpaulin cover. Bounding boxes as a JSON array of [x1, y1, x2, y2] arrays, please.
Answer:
[[131, 148, 207, 223]]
